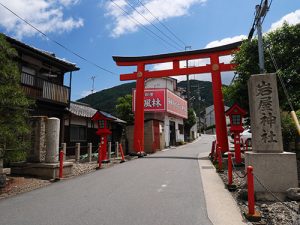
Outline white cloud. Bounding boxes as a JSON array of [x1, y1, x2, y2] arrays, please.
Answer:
[[269, 9, 300, 31], [205, 35, 246, 48], [0, 0, 84, 38], [58, 0, 80, 7], [104, 0, 207, 37]]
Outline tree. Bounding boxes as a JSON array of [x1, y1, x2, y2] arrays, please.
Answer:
[[184, 108, 197, 139], [0, 34, 31, 163], [224, 23, 300, 149], [115, 94, 134, 124], [224, 23, 300, 112]]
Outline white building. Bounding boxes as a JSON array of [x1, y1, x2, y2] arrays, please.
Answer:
[[205, 105, 230, 134], [144, 78, 187, 147], [127, 77, 187, 153]]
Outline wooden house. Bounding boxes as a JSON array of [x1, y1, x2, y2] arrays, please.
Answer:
[[4, 33, 79, 143]]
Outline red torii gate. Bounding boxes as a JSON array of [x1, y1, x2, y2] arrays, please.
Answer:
[[113, 41, 241, 154]]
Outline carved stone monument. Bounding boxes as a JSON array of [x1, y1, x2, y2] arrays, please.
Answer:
[[11, 117, 73, 179], [245, 73, 298, 200], [27, 116, 47, 162]]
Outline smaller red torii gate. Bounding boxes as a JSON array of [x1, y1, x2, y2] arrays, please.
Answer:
[[113, 41, 241, 154]]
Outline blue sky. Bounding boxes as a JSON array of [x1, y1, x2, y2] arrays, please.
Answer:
[[0, 0, 299, 100]]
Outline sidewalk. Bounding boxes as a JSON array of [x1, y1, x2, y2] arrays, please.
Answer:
[[197, 135, 248, 225]]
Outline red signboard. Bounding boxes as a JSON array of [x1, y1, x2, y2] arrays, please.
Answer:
[[133, 89, 165, 112], [166, 90, 188, 119], [133, 88, 187, 118]]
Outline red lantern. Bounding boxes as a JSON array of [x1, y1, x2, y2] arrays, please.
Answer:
[[225, 103, 247, 165]]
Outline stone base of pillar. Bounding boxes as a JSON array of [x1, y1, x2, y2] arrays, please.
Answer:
[[245, 152, 298, 201], [10, 162, 73, 180]]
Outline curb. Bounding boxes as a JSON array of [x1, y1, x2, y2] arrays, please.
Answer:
[[198, 151, 248, 225]]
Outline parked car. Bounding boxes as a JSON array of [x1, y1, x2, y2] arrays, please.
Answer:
[[240, 129, 252, 147], [230, 128, 252, 147]]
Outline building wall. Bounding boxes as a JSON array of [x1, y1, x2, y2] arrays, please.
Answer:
[[205, 105, 230, 128], [145, 78, 176, 91], [164, 114, 184, 147], [126, 120, 165, 154]]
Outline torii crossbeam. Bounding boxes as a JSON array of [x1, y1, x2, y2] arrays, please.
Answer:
[[113, 41, 242, 154]]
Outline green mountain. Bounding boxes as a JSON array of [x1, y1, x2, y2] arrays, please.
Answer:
[[77, 80, 215, 116], [78, 82, 136, 114]]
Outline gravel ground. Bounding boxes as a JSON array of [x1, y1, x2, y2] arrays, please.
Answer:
[[217, 160, 300, 225], [0, 156, 136, 200]]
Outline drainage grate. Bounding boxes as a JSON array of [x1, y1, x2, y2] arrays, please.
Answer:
[[201, 166, 214, 169]]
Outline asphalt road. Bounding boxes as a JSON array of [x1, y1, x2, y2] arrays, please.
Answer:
[[0, 136, 214, 225]]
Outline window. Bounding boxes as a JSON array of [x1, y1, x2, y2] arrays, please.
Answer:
[[70, 125, 86, 141], [178, 124, 184, 134], [232, 114, 241, 125], [98, 120, 105, 129]]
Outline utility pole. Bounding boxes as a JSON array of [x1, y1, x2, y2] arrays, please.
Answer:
[[191, 83, 205, 134], [185, 46, 192, 108], [91, 76, 96, 94], [255, 0, 269, 73]]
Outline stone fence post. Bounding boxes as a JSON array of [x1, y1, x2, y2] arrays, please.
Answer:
[[75, 143, 80, 163], [108, 142, 111, 162], [88, 143, 92, 162]]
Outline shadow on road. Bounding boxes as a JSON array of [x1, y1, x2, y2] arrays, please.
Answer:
[[142, 156, 209, 161]]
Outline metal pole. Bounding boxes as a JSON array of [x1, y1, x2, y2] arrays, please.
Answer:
[[256, 11, 265, 74], [185, 46, 191, 108]]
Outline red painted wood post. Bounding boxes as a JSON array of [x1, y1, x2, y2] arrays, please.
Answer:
[[98, 143, 102, 169], [228, 152, 233, 186], [217, 146, 223, 171], [119, 143, 125, 163], [59, 150, 64, 179], [210, 140, 216, 158], [210, 54, 229, 153], [213, 143, 218, 162], [247, 166, 255, 215], [234, 133, 242, 165], [134, 63, 145, 154]]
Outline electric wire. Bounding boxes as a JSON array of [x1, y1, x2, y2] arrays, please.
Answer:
[[267, 46, 295, 111], [135, 0, 187, 47], [124, 0, 182, 50], [0, 2, 117, 75], [110, 0, 180, 51]]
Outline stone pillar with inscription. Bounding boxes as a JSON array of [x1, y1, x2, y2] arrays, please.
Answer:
[[245, 73, 298, 200]]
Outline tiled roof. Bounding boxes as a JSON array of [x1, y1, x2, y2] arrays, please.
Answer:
[[68, 102, 97, 118], [68, 102, 126, 124], [2, 33, 79, 71]]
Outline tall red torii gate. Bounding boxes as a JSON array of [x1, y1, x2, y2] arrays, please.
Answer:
[[113, 41, 242, 154]]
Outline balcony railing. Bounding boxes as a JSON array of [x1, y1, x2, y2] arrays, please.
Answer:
[[21, 72, 70, 105]]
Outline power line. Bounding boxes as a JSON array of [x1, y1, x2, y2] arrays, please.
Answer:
[[0, 2, 116, 76], [110, 0, 180, 51], [267, 46, 294, 111], [136, 0, 187, 47], [125, 0, 183, 50]]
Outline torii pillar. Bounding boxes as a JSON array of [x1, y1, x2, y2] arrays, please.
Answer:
[[113, 41, 241, 154]]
